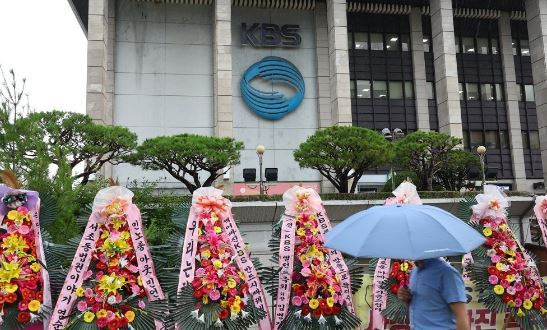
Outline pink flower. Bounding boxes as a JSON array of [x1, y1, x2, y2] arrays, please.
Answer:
[[97, 318, 107, 327], [507, 286, 516, 295], [209, 289, 221, 301], [195, 268, 206, 277], [18, 225, 30, 235], [514, 298, 522, 307], [77, 301, 88, 312], [129, 264, 139, 273], [85, 288, 94, 298], [300, 267, 311, 277], [488, 275, 499, 285], [138, 300, 146, 309], [500, 279, 510, 288], [96, 271, 104, 280], [514, 282, 524, 291], [291, 296, 302, 306], [534, 196, 547, 220], [83, 270, 93, 281], [491, 255, 501, 263], [18, 301, 28, 311], [17, 206, 28, 214]]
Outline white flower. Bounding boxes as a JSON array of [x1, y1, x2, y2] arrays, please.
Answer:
[[334, 316, 343, 325], [472, 185, 508, 218], [197, 314, 205, 323], [231, 312, 238, 321], [191, 309, 200, 319], [29, 313, 38, 323], [304, 313, 312, 322], [486, 249, 496, 257], [119, 257, 128, 268], [107, 295, 117, 305], [294, 310, 302, 318], [214, 319, 223, 327], [241, 310, 249, 319], [318, 315, 326, 324]]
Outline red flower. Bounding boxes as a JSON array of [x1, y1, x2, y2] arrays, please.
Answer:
[[6, 293, 17, 304], [219, 309, 229, 320], [391, 284, 399, 294], [17, 312, 30, 323], [313, 308, 322, 318], [301, 305, 311, 316]]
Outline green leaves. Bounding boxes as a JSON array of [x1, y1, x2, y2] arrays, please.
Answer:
[[394, 131, 462, 190], [293, 126, 393, 193], [126, 134, 244, 193]]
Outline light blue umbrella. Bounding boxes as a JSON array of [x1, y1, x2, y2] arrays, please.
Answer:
[[325, 204, 485, 260]]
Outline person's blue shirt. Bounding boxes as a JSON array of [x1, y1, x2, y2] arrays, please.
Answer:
[[408, 258, 467, 330]]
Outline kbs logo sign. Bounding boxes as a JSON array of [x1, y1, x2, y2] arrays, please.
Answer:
[[240, 23, 301, 47]]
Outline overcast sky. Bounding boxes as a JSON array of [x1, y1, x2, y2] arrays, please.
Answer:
[[0, 0, 87, 114]]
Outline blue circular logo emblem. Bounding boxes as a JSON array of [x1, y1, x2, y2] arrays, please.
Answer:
[[240, 56, 305, 120]]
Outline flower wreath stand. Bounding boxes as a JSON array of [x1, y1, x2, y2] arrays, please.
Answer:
[[0, 184, 52, 329], [368, 181, 421, 329], [48, 186, 167, 330], [462, 185, 547, 329], [166, 187, 271, 329], [260, 186, 364, 330]]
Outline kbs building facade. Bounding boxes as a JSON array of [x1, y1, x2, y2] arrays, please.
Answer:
[[70, 0, 547, 194]]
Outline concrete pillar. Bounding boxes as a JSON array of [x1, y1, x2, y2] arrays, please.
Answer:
[[86, 0, 114, 125], [326, 0, 352, 126], [315, 2, 336, 193], [213, 0, 233, 138], [429, 0, 463, 138], [315, 2, 333, 128], [409, 7, 430, 131], [526, 0, 547, 186], [499, 12, 527, 190]]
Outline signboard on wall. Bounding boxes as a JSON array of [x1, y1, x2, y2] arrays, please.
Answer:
[[241, 23, 301, 47]]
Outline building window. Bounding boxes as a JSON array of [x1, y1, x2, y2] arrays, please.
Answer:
[[477, 38, 489, 54], [373, 81, 388, 98], [485, 130, 499, 149], [481, 83, 495, 101], [386, 34, 399, 51], [459, 83, 464, 100], [350, 80, 356, 97], [520, 39, 530, 56], [354, 32, 368, 50], [455, 36, 460, 53], [356, 80, 371, 98], [401, 34, 410, 52], [370, 33, 383, 51], [423, 36, 431, 52], [462, 37, 475, 53], [530, 130, 540, 149], [389, 81, 403, 99], [512, 38, 518, 55], [522, 131, 529, 148], [404, 81, 414, 99], [495, 84, 504, 101], [500, 130, 509, 149], [348, 32, 354, 50], [426, 81, 435, 99], [469, 130, 483, 149], [491, 38, 499, 55], [466, 83, 479, 100], [524, 84, 535, 101]]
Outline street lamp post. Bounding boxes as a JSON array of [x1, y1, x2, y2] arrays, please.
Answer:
[[256, 145, 265, 197], [477, 145, 487, 190], [382, 128, 405, 190]]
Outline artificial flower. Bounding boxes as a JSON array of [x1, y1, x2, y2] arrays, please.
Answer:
[[494, 285, 504, 295], [28, 300, 40, 312], [83, 311, 95, 323]]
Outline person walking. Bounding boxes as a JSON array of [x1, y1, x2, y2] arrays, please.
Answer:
[[397, 258, 470, 330]]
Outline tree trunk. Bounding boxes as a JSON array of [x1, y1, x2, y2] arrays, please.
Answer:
[[337, 178, 349, 193], [427, 176, 433, 191]]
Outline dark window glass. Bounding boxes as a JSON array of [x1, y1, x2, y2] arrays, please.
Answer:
[[466, 83, 479, 100], [485, 131, 499, 149], [495, 84, 504, 101], [373, 81, 388, 98], [477, 38, 489, 54], [427, 81, 435, 100], [356, 80, 371, 98], [389, 81, 403, 99], [521, 39, 530, 56], [350, 80, 356, 97], [370, 33, 383, 51], [423, 36, 431, 52], [462, 37, 475, 53], [386, 34, 399, 51], [455, 36, 460, 53], [404, 81, 414, 99], [522, 131, 530, 149], [481, 83, 495, 101], [512, 38, 518, 55], [463, 132, 470, 149], [499, 130, 509, 149], [459, 83, 465, 100], [491, 38, 499, 54], [470, 130, 483, 149], [354, 32, 368, 50], [530, 130, 540, 149], [401, 34, 410, 52], [525, 85, 535, 101]]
